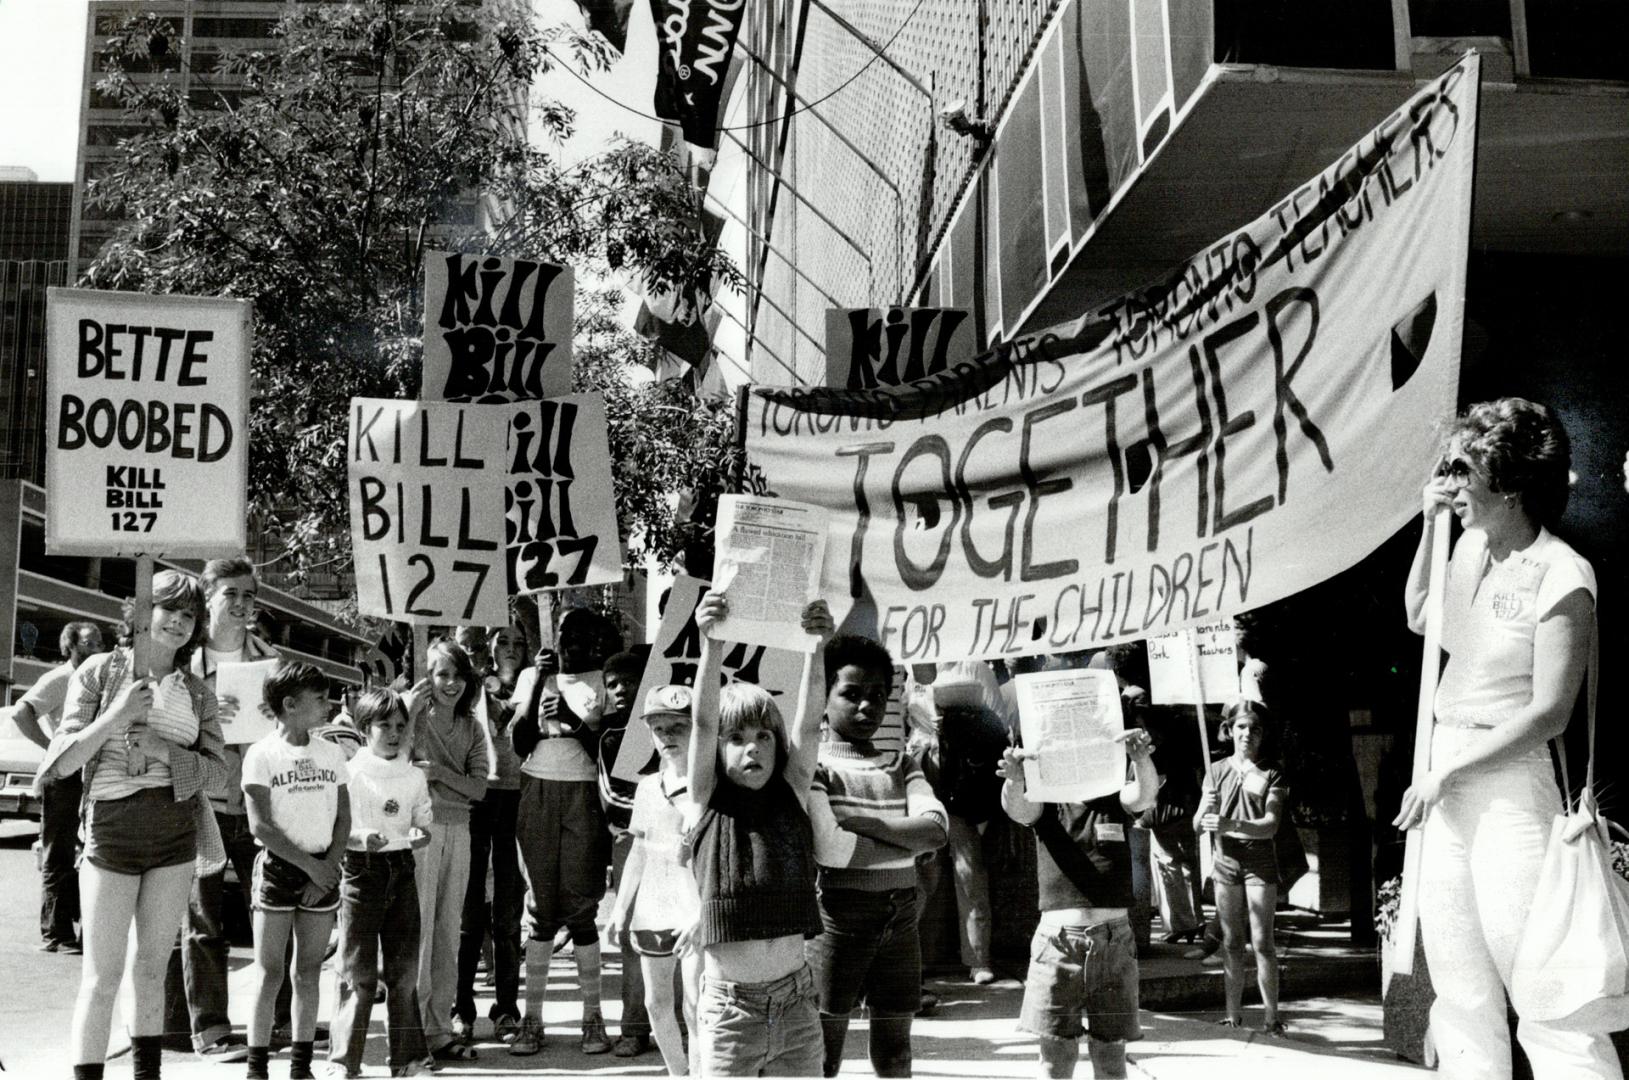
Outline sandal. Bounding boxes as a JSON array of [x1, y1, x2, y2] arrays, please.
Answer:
[[431, 1041, 478, 1062], [1262, 1019, 1288, 1037], [1216, 1017, 1244, 1029]]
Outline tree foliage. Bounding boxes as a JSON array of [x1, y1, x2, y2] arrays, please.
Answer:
[[85, 0, 740, 581]]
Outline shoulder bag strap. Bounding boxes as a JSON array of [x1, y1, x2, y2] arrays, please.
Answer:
[[1551, 612, 1599, 819]]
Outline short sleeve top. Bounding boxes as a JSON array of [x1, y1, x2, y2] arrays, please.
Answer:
[[1207, 757, 1288, 860], [1436, 528, 1596, 731], [242, 733, 349, 854], [627, 772, 699, 931], [1032, 795, 1135, 911]]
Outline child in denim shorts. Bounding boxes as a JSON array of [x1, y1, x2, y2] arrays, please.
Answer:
[[680, 590, 833, 1078], [998, 716, 1159, 1080], [807, 635, 947, 1077], [241, 662, 350, 1080]]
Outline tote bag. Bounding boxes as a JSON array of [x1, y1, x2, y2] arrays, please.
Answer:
[[1510, 621, 1629, 1032]]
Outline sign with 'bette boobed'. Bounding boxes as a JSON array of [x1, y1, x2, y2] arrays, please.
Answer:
[[45, 287, 250, 557]]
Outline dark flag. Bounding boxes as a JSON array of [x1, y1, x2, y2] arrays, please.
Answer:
[[574, 0, 634, 53], [650, 0, 747, 149]]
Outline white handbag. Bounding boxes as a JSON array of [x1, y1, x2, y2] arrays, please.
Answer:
[[1510, 621, 1629, 1032]]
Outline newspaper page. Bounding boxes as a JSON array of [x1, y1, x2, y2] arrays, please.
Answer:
[[1015, 668, 1126, 803], [215, 658, 279, 745], [710, 495, 829, 654]]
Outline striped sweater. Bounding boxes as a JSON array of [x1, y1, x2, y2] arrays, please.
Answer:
[[810, 737, 946, 890]]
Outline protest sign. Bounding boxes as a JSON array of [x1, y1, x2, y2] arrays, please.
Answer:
[[423, 250, 574, 403], [742, 58, 1480, 662], [711, 495, 829, 654], [825, 306, 976, 391], [45, 288, 250, 557], [503, 393, 623, 594], [1015, 668, 1126, 802], [348, 397, 509, 626], [216, 658, 279, 745], [1148, 622, 1240, 705]]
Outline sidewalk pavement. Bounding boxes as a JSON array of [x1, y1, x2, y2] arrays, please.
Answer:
[[28, 911, 1424, 1078]]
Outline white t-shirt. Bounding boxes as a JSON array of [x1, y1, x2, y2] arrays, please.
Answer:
[[627, 771, 698, 932], [512, 667, 598, 782], [242, 732, 349, 854], [346, 747, 434, 851], [1436, 527, 1596, 731]]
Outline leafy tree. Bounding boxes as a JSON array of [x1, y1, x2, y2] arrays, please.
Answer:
[[85, 0, 739, 582]]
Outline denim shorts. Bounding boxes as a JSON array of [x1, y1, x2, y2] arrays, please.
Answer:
[[807, 885, 922, 1017], [1019, 917, 1141, 1042], [83, 786, 196, 876], [698, 964, 823, 1077], [631, 928, 680, 957], [1213, 841, 1278, 887], [253, 849, 339, 913]]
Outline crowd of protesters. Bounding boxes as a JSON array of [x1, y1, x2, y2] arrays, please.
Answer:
[[6, 397, 1617, 1080]]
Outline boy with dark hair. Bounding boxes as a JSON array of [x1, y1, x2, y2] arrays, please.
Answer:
[[808, 633, 947, 1077], [998, 702, 1160, 1080], [241, 661, 349, 1080], [597, 648, 655, 1057]]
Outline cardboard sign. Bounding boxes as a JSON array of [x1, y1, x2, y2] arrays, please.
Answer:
[[45, 288, 251, 557], [423, 250, 574, 403], [1147, 622, 1241, 705], [742, 60, 1479, 662], [348, 398, 509, 626], [612, 574, 808, 781], [825, 306, 975, 390], [504, 393, 623, 594]]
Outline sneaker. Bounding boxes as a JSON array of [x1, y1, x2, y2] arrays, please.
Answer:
[[581, 1012, 612, 1055], [493, 1014, 521, 1044], [316, 1062, 359, 1079], [1200, 951, 1225, 967], [196, 1034, 251, 1063], [613, 1033, 650, 1057], [916, 989, 940, 1017], [970, 968, 996, 985], [450, 1015, 473, 1043], [59, 941, 83, 955], [509, 1017, 543, 1057]]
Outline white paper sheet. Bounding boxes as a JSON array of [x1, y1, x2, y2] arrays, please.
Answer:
[[1015, 668, 1125, 803], [710, 495, 829, 653], [215, 658, 279, 745]]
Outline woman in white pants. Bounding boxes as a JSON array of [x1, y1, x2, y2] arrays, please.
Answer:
[[1395, 397, 1620, 1080]]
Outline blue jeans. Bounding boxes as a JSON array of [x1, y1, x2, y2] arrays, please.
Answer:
[[455, 789, 523, 1024], [331, 849, 429, 1072], [39, 771, 81, 947], [699, 965, 823, 1078]]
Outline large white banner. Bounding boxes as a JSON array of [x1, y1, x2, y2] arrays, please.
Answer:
[[45, 288, 251, 557], [743, 59, 1479, 663], [825, 306, 975, 390]]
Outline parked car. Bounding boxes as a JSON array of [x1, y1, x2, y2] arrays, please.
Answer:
[[0, 715, 44, 822]]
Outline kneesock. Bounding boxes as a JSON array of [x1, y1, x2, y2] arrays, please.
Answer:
[[131, 1035, 163, 1080], [73, 1065, 106, 1080], [246, 1045, 271, 1080], [290, 1040, 315, 1079]]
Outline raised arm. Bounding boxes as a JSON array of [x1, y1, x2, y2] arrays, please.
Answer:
[[688, 591, 729, 812], [998, 745, 1044, 826], [784, 600, 835, 800], [1405, 476, 1456, 634]]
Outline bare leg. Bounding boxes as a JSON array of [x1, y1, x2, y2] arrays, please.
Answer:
[[291, 909, 336, 1041], [1086, 1035, 1128, 1078], [129, 862, 196, 1038], [72, 863, 141, 1064], [1216, 881, 1248, 1025], [250, 910, 295, 1047], [641, 954, 685, 1075], [1038, 1033, 1077, 1079], [1245, 883, 1280, 1027]]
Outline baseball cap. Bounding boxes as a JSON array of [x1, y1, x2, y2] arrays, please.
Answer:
[[642, 684, 695, 719]]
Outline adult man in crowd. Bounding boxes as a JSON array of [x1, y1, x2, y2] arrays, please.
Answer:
[[7, 620, 105, 953]]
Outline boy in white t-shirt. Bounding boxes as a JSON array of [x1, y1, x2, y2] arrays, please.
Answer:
[[329, 689, 434, 1079], [241, 662, 350, 1080], [607, 685, 701, 1077]]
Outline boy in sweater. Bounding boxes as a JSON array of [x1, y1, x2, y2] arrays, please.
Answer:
[[808, 634, 948, 1078], [329, 689, 434, 1078]]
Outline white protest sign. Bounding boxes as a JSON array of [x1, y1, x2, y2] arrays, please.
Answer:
[[1017, 668, 1126, 803], [348, 398, 509, 626], [742, 59, 1478, 662], [423, 250, 574, 402], [710, 495, 829, 653], [45, 288, 250, 557], [613, 574, 809, 781], [216, 658, 279, 745], [825, 306, 975, 390], [503, 393, 623, 593], [1148, 622, 1240, 705]]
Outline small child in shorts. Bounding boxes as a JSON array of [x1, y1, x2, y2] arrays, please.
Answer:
[[998, 704, 1159, 1080], [607, 684, 701, 1075], [241, 662, 350, 1080], [681, 590, 833, 1078], [328, 689, 434, 1078]]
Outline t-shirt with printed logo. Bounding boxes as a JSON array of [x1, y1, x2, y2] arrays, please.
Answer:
[[242, 732, 349, 854]]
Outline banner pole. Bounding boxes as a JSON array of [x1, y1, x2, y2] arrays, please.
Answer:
[[1187, 628, 1217, 882], [131, 554, 154, 675], [412, 624, 429, 681], [1394, 509, 1451, 975]]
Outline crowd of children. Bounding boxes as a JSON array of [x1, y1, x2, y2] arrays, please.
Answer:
[[62, 578, 1287, 1080]]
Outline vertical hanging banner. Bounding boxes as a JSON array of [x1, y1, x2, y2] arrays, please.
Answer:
[[348, 398, 509, 627], [649, 0, 746, 149], [45, 288, 251, 557], [422, 250, 575, 403], [742, 58, 1481, 663], [825, 307, 976, 391], [504, 392, 624, 594]]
